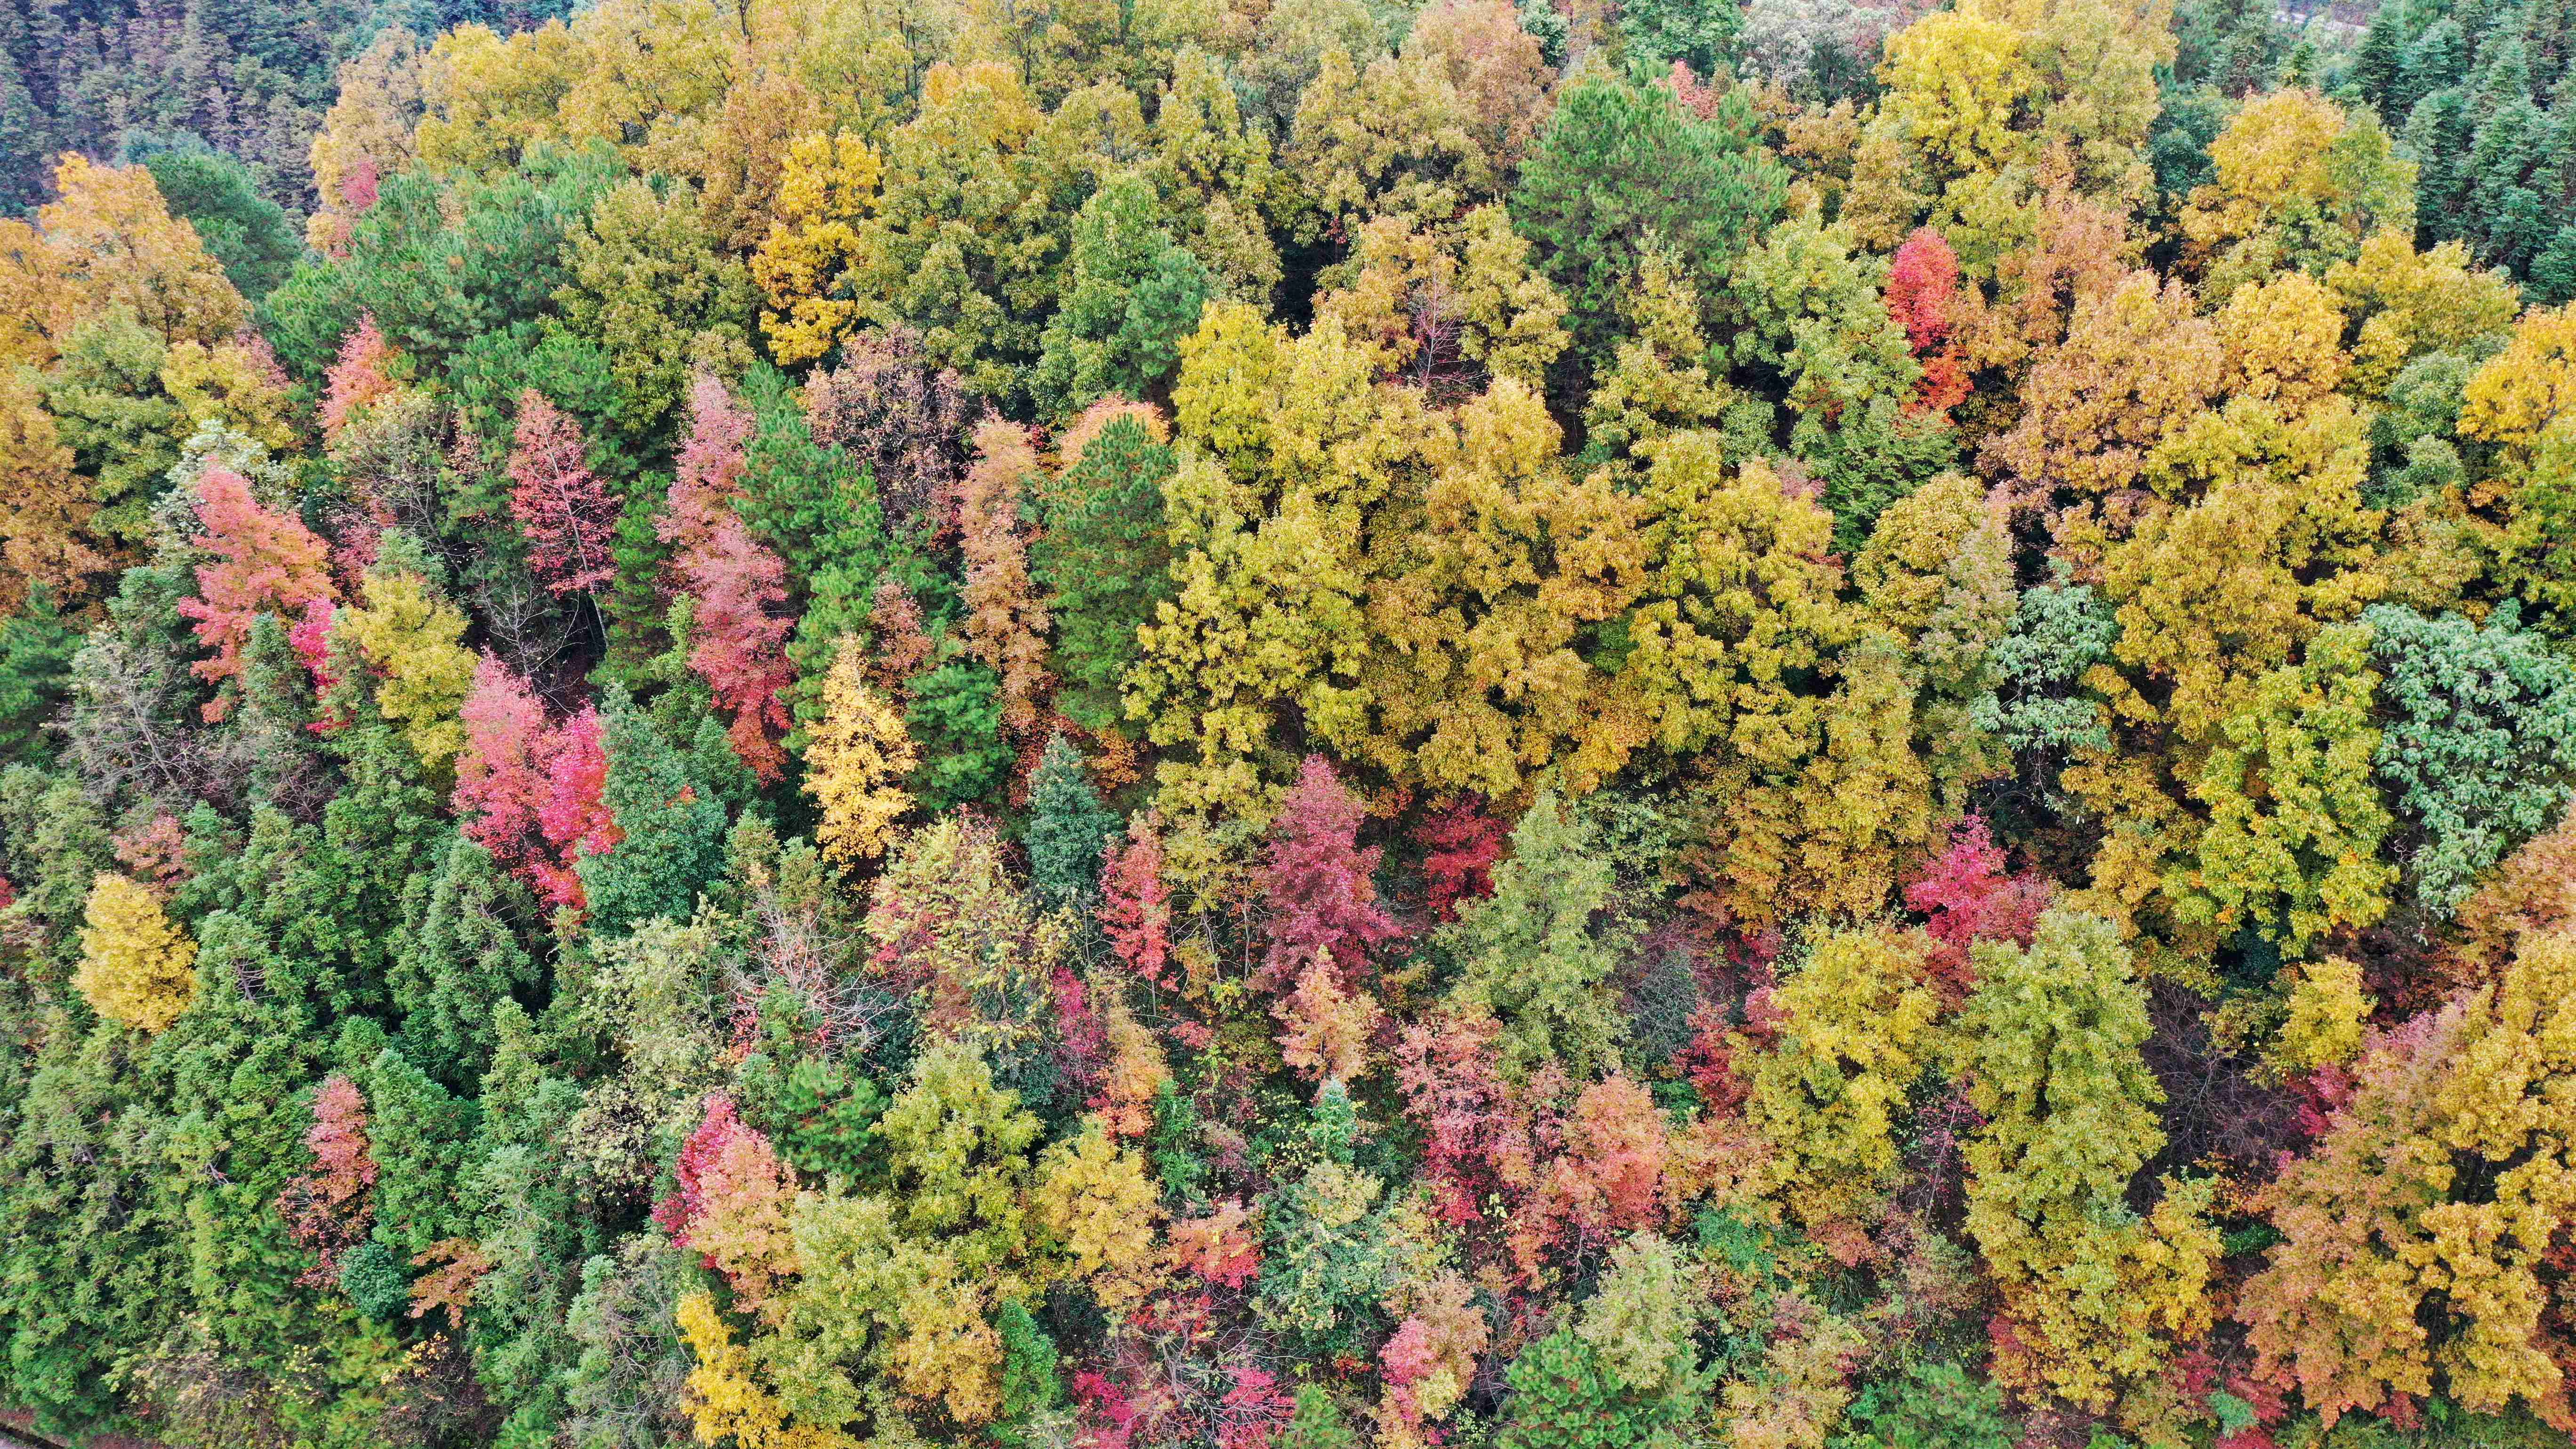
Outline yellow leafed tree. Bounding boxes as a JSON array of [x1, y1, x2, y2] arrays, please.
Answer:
[[75, 873, 198, 1033]]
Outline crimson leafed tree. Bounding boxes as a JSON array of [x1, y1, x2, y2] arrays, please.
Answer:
[[506, 390, 617, 596], [1257, 757, 1401, 990], [663, 371, 797, 782]]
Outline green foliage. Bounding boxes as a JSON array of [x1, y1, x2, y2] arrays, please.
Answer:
[[126, 137, 299, 300], [2363, 604, 2576, 914], [263, 144, 626, 380], [1441, 794, 1631, 1080], [578, 687, 732, 936], [1495, 1329, 1690, 1449], [1512, 73, 1788, 362], [1025, 733, 1118, 908], [0, 590, 80, 765], [1031, 415, 1177, 733], [1832, 1361, 2017, 1449]]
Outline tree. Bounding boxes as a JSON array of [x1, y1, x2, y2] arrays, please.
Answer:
[[576, 687, 730, 935], [1031, 171, 1216, 419], [279, 1074, 378, 1288], [1493, 1329, 1688, 1449], [1510, 73, 1787, 361], [953, 419, 1054, 736], [1098, 814, 1174, 986], [1032, 404, 1177, 734], [674, 511, 797, 784], [1884, 227, 1970, 415], [507, 389, 618, 596], [805, 636, 918, 865], [1743, 925, 1942, 1256], [74, 871, 197, 1032], [176, 466, 338, 718], [1441, 795, 1629, 1080], [2363, 604, 2576, 916], [1026, 734, 1117, 908], [2241, 928, 2576, 1429], [338, 567, 479, 776], [1957, 911, 2220, 1409], [128, 141, 299, 301], [453, 656, 616, 914], [1258, 757, 1399, 989]]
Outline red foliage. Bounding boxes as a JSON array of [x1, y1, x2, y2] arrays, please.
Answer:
[[1074, 1371, 1141, 1449], [1167, 1199, 1261, 1289], [1900, 815, 2050, 997], [454, 656, 618, 913], [682, 513, 796, 781], [506, 390, 617, 596], [1886, 227, 1971, 416], [662, 371, 794, 781], [1216, 1365, 1295, 1449], [665, 368, 755, 561], [280, 1073, 377, 1287], [176, 466, 338, 719], [1414, 795, 1506, 922], [1053, 963, 1109, 1101], [1100, 816, 1174, 988], [340, 156, 379, 214], [289, 599, 338, 698], [652, 1092, 749, 1248], [1256, 757, 1399, 990], [321, 313, 401, 441], [1394, 1007, 1533, 1226], [1674, 1002, 1750, 1116], [113, 813, 190, 895]]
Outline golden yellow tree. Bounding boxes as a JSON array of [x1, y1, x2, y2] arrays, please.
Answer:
[[75, 873, 198, 1033], [804, 636, 918, 864]]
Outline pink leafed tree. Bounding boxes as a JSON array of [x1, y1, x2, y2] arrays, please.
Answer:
[[321, 313, 402, 441], [661, 370, 794, 782], [454, 656, 619, 914], [1256, 757, 1399, 990], [506, 390, 617, 596], [663, 367, 757, 561], [1099, 816, 1173, 988], [681, 514, 796, 783], [177, 466, 338, 719]]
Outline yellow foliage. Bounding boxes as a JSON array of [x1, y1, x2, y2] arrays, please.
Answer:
[[74, 873, 197, 1033], [2326, 231, 2519, 395], [1743, 924, 1943, 1252], [340, 570, 478, 775], [1034, 1121, 1165, 1305], [1878, 8, 2038, 184], [805, 637, 918, 863], [2277, 957, 2372, 1073], [750, 131, 885, 365], [677, 1288, 860, 1449], [2460, 303, 2576, 456], [159, 339, 299, 454], [0, 155, 245, 368]]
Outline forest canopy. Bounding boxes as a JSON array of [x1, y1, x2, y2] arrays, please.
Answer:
[[6, 0, 2576, 1447]]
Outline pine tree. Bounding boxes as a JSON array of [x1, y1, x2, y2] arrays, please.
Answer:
[[1025, 733, 1117, 909], [577, 687, 730, 936]]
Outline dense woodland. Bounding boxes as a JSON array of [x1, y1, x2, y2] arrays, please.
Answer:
[[6, 0, 2576, 1446]]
